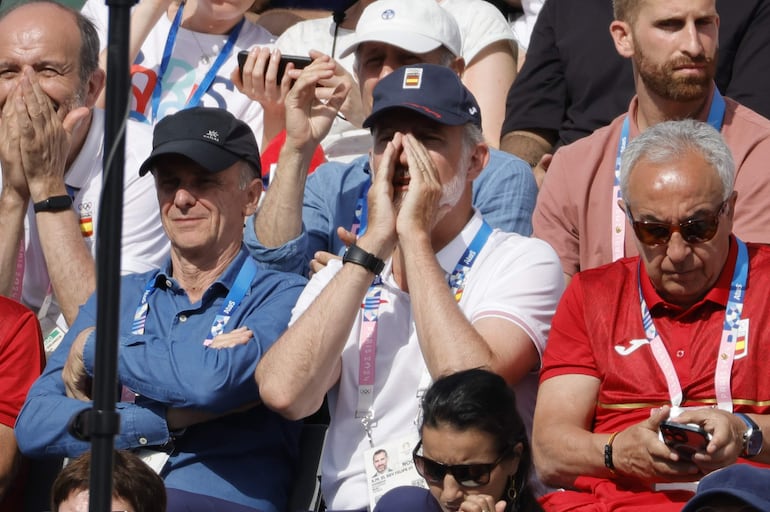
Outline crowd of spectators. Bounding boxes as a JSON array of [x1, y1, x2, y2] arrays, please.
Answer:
[[1, 0, 770, 511]]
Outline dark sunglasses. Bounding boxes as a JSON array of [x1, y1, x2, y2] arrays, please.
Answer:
[[412, 440, 511, 488], [626, 201, 727, 246]]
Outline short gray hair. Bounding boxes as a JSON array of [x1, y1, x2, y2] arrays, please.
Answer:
[[238, 161, 260, 190], [620, 119, 734, 204]]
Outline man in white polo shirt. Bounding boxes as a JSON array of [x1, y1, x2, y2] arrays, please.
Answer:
[[255, 64, 564, 511]]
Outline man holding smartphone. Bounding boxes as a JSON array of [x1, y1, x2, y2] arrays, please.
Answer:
[[533, 119, 770, 511]]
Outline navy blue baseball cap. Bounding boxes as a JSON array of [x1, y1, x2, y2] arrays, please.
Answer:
[[681, 464, 770, 511], [363, 64, 482, 129], [139, 107, 261, 177]]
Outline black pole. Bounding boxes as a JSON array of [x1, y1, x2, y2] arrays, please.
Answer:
[[66, 0, 135, 510]]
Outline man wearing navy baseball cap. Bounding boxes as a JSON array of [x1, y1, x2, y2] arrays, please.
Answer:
[[255, 64, 564, 511], [16, 107, 308, 512]]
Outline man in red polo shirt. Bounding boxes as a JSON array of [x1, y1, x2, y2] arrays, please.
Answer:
[[533, 119, 770, 511]]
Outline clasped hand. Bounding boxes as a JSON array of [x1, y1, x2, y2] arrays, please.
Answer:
[[0, 69, 88, 201]]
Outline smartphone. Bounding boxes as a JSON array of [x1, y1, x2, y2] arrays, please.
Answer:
[[237, 51, 312, 85], [659, 420, 712, 460]]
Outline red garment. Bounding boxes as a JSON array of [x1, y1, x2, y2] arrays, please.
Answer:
[[0, 297, 45, 511], [260, 129, 326, 184], [539, 239, 770, 510]]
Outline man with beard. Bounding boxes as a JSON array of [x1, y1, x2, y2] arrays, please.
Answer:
[[255, 64, 564, 512], [0, 1, 168, 348], [532, 0, 770, 285]]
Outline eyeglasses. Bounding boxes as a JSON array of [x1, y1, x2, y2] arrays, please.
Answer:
[[626, 201, 727, 246], [412, 440, 510, 488]]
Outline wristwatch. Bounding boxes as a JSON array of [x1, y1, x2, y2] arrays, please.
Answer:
[[342, 244, 385, 275], [735, 413, 763, 458], [33, 195, 73, 213]]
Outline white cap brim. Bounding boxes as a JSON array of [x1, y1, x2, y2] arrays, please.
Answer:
[[339, 29, 447, 59]]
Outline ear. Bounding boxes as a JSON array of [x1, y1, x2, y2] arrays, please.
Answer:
[[83, 68, 106, 108], [502, 442, 524, 478], [242, 178, 263, 216], [610, 20, 635, 58], [466, 142, 489, 182]]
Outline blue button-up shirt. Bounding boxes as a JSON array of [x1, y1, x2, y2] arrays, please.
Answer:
[[15, 246, 307, 512], [245, 149, 537, 275]]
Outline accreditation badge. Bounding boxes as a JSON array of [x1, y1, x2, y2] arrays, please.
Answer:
[[363, 435, 427, 511], [733, 318, 749, 360]]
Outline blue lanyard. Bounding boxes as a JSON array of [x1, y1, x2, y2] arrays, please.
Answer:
[[131, 256, 258, 346], [637, 238, 748, 409], [150, 2, 245, 122], [352, 180, 371, 238], [351, 161, 374, 237], [614, 90, 726, 190]]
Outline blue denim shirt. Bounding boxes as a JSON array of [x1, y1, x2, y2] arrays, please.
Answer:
[[15, 246, 307, 512], [245, 148, 537, 275]]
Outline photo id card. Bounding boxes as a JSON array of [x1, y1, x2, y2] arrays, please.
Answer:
[[364, 435, 427, 511]]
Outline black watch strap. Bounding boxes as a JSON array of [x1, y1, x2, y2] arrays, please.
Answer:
[[343, 244, 385, 275], [33, 195, 73, 213]]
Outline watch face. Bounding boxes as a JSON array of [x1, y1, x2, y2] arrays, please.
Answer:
[[747, 431, 763, 456]]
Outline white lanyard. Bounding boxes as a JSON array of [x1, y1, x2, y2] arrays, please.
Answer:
[[638, 238, 748, 412], [11, 240, 25, 302]]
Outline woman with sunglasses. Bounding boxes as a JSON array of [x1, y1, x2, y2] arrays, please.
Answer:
[[374, 369, 542, 512]]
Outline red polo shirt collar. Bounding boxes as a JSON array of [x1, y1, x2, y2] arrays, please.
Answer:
[[639, 235, 738, 317]]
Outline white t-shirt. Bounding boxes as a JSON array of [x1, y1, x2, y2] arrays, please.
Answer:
[[439, 0, 517, 64], [510, 0, 545, 51], [3, 109, 169, 335], [81, 0, 274, 143], [289, 212, 564, 510]]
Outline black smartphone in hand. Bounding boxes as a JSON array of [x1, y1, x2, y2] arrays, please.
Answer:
[[660, 420, 712, 461], [237, 51, 312, 85]]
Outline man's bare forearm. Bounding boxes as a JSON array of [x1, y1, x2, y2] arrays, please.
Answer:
[[35, 209, 96, 325], [253, 140, 314, 247], [0, 192, 29, 297], [500, 129, 555, 167]]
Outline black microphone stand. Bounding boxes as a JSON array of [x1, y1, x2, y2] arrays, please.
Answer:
[[67, 0, 135, 509]]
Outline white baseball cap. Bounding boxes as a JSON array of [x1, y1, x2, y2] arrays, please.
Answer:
[[339, 0, 462, 59]]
